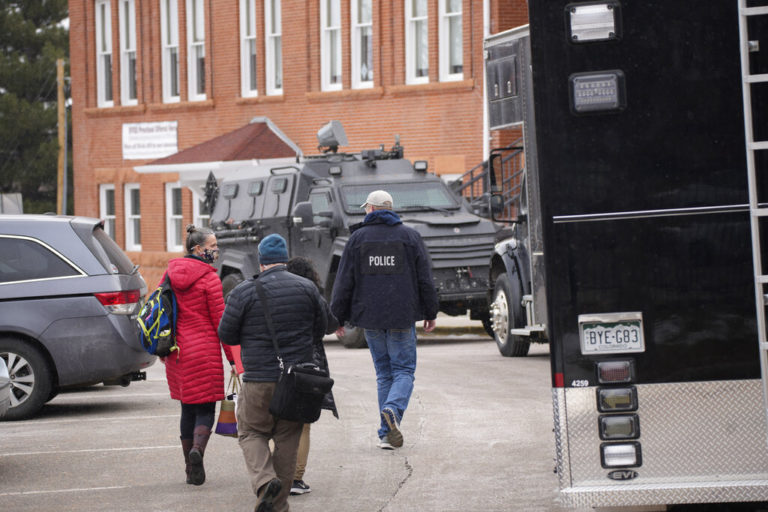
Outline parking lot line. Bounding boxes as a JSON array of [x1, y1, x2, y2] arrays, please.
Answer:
[[0, 413, 179, 426], [0, 486, 129, 497], [0, 445, 178, 457]]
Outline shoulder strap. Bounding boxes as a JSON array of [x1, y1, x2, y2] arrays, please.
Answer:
[[164, 273, 177, 334], [253, 279, 283, 370]]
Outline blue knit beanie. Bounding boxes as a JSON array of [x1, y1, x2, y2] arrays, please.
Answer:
[[258, 233, 288, 265]]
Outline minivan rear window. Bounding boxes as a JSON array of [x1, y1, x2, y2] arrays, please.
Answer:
[[92, 227, 136, 274], [0, 237, 81, 283]]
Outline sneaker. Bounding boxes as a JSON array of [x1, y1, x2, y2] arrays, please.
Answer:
[[378, 438, 395, 450], [290, 479, 311, 495], [255, 478, 282, 512], [381, 408, 403, 448]]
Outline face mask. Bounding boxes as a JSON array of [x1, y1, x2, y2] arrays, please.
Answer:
[[201, 248, 219, 264]]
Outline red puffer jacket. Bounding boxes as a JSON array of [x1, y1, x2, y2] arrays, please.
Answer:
[[160, 256, 234, 404]]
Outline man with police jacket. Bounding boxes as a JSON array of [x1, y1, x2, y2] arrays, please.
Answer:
[[219, 233, 327, 512], [331, 190, 438, 450]]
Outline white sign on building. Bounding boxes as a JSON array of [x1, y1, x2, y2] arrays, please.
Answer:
[[122, 121, 178, 160]]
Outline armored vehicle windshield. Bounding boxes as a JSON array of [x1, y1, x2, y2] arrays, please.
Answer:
[[339, 182, 460, 213]]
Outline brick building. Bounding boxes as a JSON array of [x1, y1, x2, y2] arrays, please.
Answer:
[[68, 0, 527, 287]]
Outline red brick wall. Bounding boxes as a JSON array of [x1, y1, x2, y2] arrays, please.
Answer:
[[69, 0, 529, 288], [493, 0, 529, 34]]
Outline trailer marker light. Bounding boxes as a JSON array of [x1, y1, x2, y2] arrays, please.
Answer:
[[597, 387, 637, 412], [569, 71, 626, 114], [601, 442, 641, 468], [567, 2, 620, 43], [597, 360, 633, 384], [599, 414, 639, 440]]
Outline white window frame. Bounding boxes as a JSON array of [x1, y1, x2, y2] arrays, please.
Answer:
[[265, 0, 283, 95], [99, 184, 116, 240], [186, 0, 207, 101], [165, 183, 184, 252], [439, 0, 463, 82], [405, 0, 429, 85], [95, 0, 114, 107], [124, 183, 142, 251], [193, 192, 211, 229], [160, 0, 180, 103], [240, 0, 258, 98], [119, 0, 138, 105], [320, 0, 342, 91], [350, 0, 373, 89]]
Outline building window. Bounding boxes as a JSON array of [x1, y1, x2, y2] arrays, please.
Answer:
[[124, 183, 141, 251], [99, 184, 116, 240], [95, 0, 113, 107], [351, 0, 373, 89], [321, 0, 342, 91], [193, 193, 211, 228], [166, 183, 183, 252], [265, 0, 283, 95], [240, 0, 258, 98], [405, 0, 429, 84], [187, 0, 206, 101], [439, 0, 462, 81], [119, 0, 138, 105], [160, 0, 180, 103]]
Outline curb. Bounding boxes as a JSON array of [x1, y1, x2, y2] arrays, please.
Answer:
[[418, 325, 487, 336]]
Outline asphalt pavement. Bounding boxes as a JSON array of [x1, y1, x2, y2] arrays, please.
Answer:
[[0, 314, 577, 512]]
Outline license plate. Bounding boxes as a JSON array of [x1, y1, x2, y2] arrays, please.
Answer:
[[579, 312, 645, 355]]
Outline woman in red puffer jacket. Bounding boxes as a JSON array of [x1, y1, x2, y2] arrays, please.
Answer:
[[159, 224, 235, 486]]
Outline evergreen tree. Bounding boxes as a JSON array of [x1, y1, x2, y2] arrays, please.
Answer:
[[0, 0, 69, 214]]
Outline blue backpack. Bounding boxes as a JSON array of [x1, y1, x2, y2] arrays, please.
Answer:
[[137, 275, 178, 357]]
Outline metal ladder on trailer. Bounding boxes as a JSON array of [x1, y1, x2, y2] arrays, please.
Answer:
[[738, 0, 768, 437]]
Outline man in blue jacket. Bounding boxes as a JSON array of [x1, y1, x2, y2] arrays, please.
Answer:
[[331, 190, 438, 450]]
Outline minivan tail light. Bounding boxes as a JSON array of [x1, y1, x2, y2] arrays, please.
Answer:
[[95, 290, 141, 315]]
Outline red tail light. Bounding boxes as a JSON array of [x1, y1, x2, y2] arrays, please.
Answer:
[[94, 290, 141, 314]]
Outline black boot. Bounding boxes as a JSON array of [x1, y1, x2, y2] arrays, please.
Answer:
[[188, 425, 211, 485], [181, 437, 194, 484]]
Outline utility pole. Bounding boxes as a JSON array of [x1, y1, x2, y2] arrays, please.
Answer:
[[56, 59, 66, 215]]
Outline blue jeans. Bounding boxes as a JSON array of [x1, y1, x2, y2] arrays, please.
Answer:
[[365, 327, 417, 440]]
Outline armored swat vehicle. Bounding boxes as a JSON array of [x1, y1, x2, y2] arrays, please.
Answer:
[[205, 122, 499, 347]]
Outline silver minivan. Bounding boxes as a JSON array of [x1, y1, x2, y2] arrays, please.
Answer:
[[0, 215, 155, 420]]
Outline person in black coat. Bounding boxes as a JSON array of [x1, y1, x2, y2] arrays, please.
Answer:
[[330, 190, 438, 450], [218, 234, 327, 512], [285, 256, 339, 496]]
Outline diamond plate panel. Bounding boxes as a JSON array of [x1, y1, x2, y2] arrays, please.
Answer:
[[553, 388, 570, 490], [556, 380, 768, 507]]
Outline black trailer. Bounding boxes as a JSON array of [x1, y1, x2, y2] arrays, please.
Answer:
[[486, 0, 768, 508]]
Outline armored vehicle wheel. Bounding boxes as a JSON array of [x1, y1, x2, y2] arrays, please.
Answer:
[[222, 272, 245, 299], [338, 324, 368, 349], [0, 338, 53, 420], [491, 274, 530, 357], [481, 316, 494, 338]]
